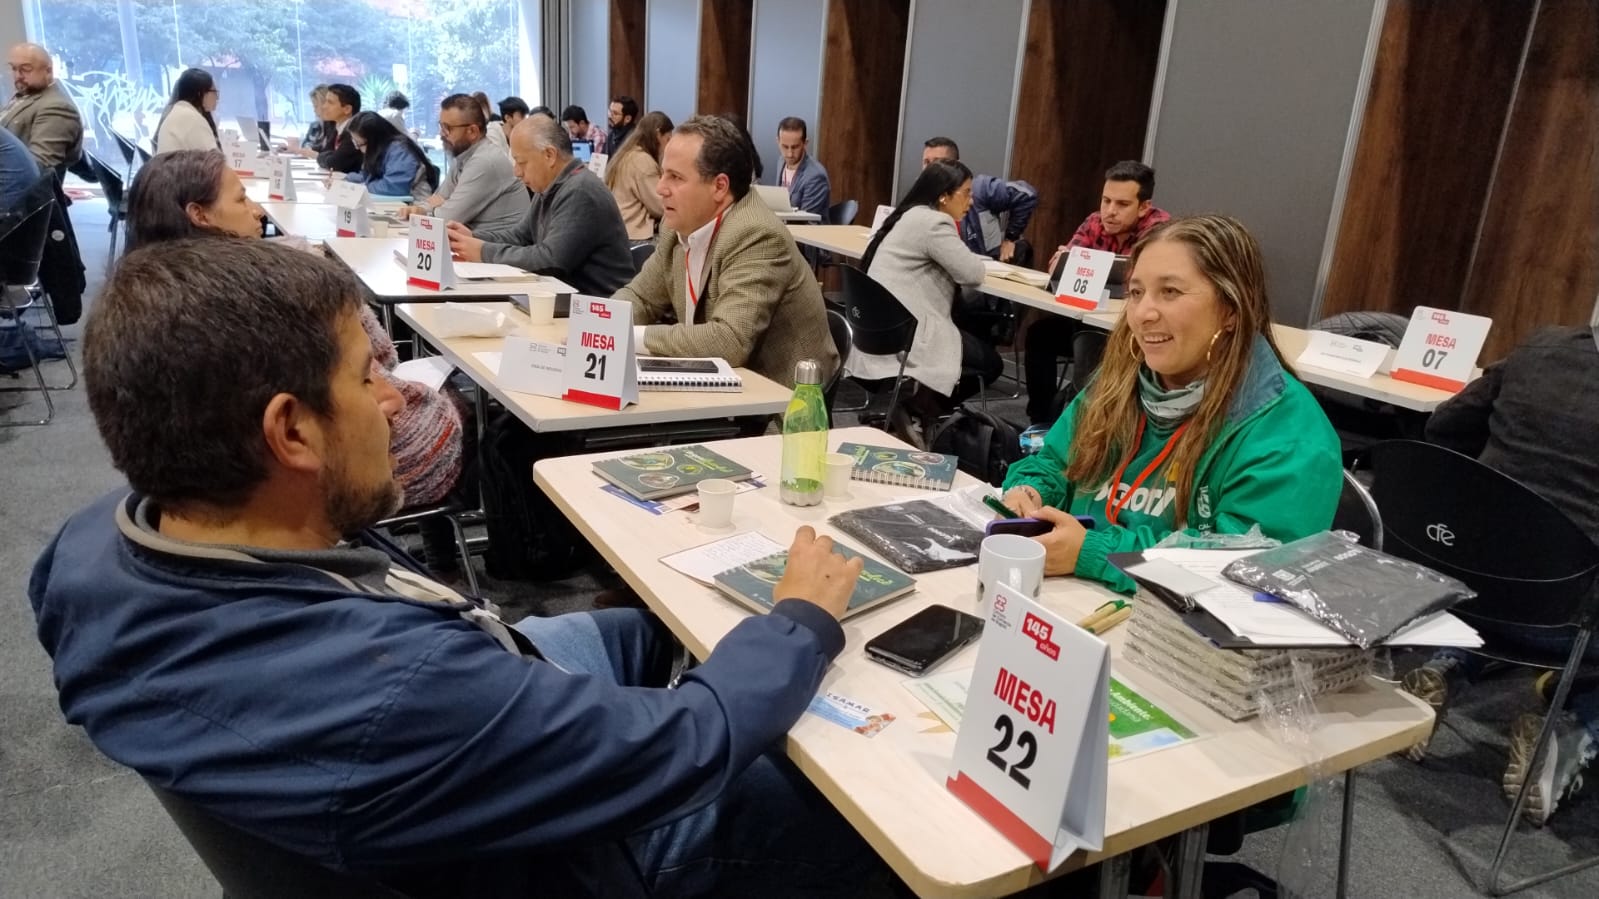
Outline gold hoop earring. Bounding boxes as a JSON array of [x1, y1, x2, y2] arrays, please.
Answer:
[[1205, 329, 1226, 364]]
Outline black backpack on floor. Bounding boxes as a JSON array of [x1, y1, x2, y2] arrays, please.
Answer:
[[478, 411, 593, 581], [927, 407, 1022, 487]]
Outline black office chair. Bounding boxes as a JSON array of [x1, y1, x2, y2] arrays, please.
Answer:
[[835, 264, 917, 426], [823, 307, 853, 417], [826, 199, 858, 226], [1, 173, 76, 426], [111, 130, 139, 180], [1046, 329, 1108, 422], [136, 141, 154, 165], [84, 152, 129, 266], [628, 240, 654, 274], [1332, 469, 1383, 551], [147, 783, 412, 899], [1369, 439, 1599, 895]]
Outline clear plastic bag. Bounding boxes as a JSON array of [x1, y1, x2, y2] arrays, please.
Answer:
[[1151, 523, 1280, 551], [828, 499, 984, 573], [1222, 531, 1477, 649]]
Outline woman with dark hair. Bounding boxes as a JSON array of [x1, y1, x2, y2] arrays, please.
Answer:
[[604, 110, 673, 240], [845, 159, 997, 444], [381, 90, 410, 131], [335, 110, 439, 202], [1001, 214, 1341, 591], [154, 68, 221, 154], [126, 149, 469, 573]]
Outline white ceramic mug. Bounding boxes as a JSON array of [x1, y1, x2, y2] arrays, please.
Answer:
[[976, 534, 1045, 617]]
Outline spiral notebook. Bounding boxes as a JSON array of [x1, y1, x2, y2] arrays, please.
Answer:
[[636, 357, 743, 392]]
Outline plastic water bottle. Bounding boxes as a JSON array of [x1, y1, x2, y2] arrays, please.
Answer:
[[779, 359, 828, 506]]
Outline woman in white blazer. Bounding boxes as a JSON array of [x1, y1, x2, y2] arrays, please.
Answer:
[[846, 159, 1002, 443], [154, 68, 222, 155]]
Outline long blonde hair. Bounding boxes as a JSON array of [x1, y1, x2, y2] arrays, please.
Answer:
[[1065, 214, 1290, 523]]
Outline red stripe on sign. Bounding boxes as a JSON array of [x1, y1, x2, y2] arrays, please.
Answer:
[[946, 772, 1053, 869], [562, 388, 624, 410], [1055, 294, 1098, 311], [1390, 368, 1465, 393], [336, 228, 356, 237], [269, 192, 287, 200], [406, 276, 444, 290]]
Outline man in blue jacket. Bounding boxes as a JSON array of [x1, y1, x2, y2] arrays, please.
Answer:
[[921, 136, 1037, 263], [30, 238, 884, 897], [776, 116, 831, 219]]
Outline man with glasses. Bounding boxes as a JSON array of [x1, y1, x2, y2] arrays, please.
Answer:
[[607, 96, 638, 153], [2, 43, 83, 176], [399, 94, 527, 231]]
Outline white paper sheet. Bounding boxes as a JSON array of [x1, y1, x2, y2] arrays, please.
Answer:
[[659, 532, 786, 584], [391, 356, 453, 391]]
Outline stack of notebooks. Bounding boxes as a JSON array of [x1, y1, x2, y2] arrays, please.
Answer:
[[1109, 541, 1482, 721]]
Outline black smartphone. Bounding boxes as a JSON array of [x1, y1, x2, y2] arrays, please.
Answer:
[[984, 516, 1096, 538], [865, 604, 985, 676], [639, 358, 719, 373]]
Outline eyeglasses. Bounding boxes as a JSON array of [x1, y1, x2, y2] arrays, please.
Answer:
[[437, 121, 475, 134]]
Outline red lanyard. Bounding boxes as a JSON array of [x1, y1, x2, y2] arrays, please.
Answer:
[[685, 211, 727, 310], [1104, 415, 1189, 526]]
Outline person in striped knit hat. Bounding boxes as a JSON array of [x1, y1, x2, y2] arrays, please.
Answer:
[[123, 149, 469, 573]]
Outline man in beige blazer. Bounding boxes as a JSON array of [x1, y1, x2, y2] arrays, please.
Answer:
[[615, 115, 838, 389], [2, 43, 83, 175]]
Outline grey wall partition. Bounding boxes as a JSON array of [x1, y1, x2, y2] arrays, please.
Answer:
[[895, 0, 1026, 198], [645, 0, 702, 125], [567, 0, 611, 118], [748, 0, 827, 187], [1146, 0, 1382, 327]]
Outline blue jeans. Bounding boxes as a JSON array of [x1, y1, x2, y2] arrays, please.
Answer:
[[513, 610, 889, 897], [1434, 621, 1599, 741]]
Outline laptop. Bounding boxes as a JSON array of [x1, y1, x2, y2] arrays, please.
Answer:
[[754, 184, 796, 214], [1047, 252, 1131, 298], [256, 121, 272, 153], [571, 139, 593, 163]]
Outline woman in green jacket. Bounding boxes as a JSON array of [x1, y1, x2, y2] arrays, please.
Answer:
[[1002, 214, 1341, 591]]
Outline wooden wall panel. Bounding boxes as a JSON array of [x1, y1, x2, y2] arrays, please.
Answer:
[[609, 0, 646, 105], [818, 0, 910, 215], [696, 0, 753, 116], [1009, 1, 1166, 258], [1321, 1, 1533, 321], [1462, 0, 1599, 361]]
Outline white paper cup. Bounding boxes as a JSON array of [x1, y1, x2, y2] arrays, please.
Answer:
[[823, 452, 854, 498], [976, 533, 1045, 617], [371, 220, 389, 238], [696, 478, 737, 531], [285, 135, 301, 151], [524, 288, 557, 323]]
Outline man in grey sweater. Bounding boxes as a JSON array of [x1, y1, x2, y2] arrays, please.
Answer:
[[445, 115, 633, 296], [402, 94, 526, 231]]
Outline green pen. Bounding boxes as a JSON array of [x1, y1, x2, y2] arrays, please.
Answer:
[[981, 494, 1019, 519]]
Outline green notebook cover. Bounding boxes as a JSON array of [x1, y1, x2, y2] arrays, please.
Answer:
[[836, 442, 959, 491], [592, 444, 754, 500], [712, 543, 916, 619]]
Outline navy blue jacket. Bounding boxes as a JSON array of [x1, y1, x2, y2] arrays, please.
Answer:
[[29, 491, 845, 897], [781, 154, 832, 219], [960, 173, 1038, 258]]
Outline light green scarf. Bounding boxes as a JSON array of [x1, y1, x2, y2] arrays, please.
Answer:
[[1137, 366, 1206, 429]]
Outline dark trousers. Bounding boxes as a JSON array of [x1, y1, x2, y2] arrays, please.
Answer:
[[1024, 317, 1082, 423]]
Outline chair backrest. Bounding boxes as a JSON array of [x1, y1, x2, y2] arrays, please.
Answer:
[[0, 173, 57, 289], [1331, 469, 1383, 551], [136, 142, 154, 164], [823, 307, 853, 413], [827, 199, 859, 226], [147, 782, 411, 899], [1069, 329, 1107, 394], [1368, 439, 1599, 629], [86, 153, 126, 207], [111, 131, 137, 167], [837, 264, 917, 357], [629, 240, 654, 274]]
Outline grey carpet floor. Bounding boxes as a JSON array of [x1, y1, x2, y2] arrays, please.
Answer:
[[2, 199, 1596, 898]]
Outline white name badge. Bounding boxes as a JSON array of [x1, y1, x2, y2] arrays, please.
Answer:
[[267, 155, 296, 201], [406, 215, 456, 290], [561, 295, 638, 410], [586, 152, 609, 180], [1296, 330, 1388, 379], [868, 204, 893, 237], [328, 181, 371, 236], [1053, 246, 1116, 311], [947, 583, 1107, 872], [226, 142, 255, 176], [498, 337, 566, 397], [1391, 305, 1492, 392], [326, 180, 369, 208]]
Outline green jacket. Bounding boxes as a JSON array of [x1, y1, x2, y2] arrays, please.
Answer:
[[1003, 334, 1342, 592]]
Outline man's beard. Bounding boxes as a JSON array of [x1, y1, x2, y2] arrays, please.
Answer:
[[320, 451, 403, 537]]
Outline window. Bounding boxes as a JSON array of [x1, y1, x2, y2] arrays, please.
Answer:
[[23, 0, 540, 160]]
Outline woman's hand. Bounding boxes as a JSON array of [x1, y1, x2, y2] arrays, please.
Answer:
[[1002, 484, 1044, 517], [1031, 506, 1087, 576]]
